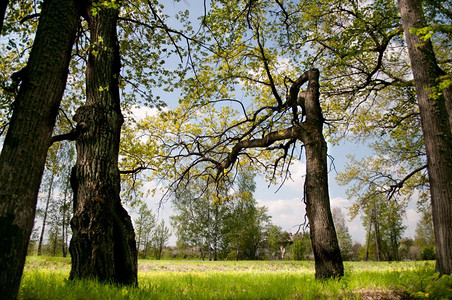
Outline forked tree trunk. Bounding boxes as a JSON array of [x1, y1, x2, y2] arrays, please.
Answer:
[[218, 68, 344, 278], [0, 0, 79, 298], [398, 0, 452, 275], [301, 69, 344, 279], [69, 2, 137, 285]]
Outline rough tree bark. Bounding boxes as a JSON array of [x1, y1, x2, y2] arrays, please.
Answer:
[[300, 69, 344, 279], [218, 69, 344, 279], [398, 0, 452, 275], [0, 0, 79, 298], [0, 0, 8, 34], [69, 1, 138, 285]]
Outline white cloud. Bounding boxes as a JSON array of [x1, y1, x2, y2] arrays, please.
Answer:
[[330, 196, 351, 209], [403, 208, 420, 238], [126, 105, 164, 122], [257, 197, 306, 233], [282, 160, 306, 191], [348, 221, 366, 244]]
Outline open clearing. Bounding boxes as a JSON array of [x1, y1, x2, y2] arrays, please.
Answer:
[[20, 257, 445, 299]]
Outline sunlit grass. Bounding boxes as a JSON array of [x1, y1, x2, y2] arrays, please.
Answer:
[[19, 257, 441, 299]]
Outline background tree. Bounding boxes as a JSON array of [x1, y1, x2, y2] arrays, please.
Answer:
[[151, 220, 170, 260], [171, 177, 229, 261], [225, 203, 271, 261], [351, 242, 364, 261], [355, 189, 406, 261], [0, 1, 79, 297], [32, 139, 75, 257], [27, 222, 40, 255], [134, 202, 156, 258], [223, 171, 255, 260], [292, 234, 307, 261], [332, 207, 354, 261], [414, 207, 436, 260], [37, 167, 56, 256], [223, 171, 271, 260], [267, 225, 286, 260], [398, 238, 416, 261], [46, 198, 63, 256], [60, 167, 73, 258], [171, 181, 209, 260]]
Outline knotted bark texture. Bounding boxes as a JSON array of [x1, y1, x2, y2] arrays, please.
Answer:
[[69, 2, 137, 285]]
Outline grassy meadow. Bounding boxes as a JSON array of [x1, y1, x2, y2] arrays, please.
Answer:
[[19, 256, 452, 299]]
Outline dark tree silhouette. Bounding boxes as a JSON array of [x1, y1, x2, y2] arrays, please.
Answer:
[[0, 0, 79, 298]]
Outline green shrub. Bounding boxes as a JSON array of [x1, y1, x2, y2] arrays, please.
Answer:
[[292, 239, 306, 261], [419, 246, 436, 260], [398, 263, 452, 299]]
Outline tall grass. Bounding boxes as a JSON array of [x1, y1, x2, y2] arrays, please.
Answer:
[[19, 257, 444, 299]]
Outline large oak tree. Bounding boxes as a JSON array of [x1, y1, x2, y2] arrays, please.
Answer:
[[398, 0, 452, 275], [0, 0, 79, 298], [68, 0, 138, 285]]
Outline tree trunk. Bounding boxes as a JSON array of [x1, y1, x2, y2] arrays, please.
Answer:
[[374, 220, 381, 261], [0, 0, 8, 34], [136, 224, 143, 256], [365, 218, 372, 261], [52, 226, 58, 256], [301, 69, 344, 279], [69, 2, 137, 286], [62, 173, 71, 257], [38, 172, 55, 256], [398, 0, 452, 275], [143, 237, 149, 258], [213, 237, 218, 261], [199, 243, 205, 261], [208, 245, 212, 261], [236, 231, 241, 261], [0, 0, 79, 298]]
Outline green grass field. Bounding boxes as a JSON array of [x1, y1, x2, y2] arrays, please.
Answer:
[[19, 257, 452, 299]]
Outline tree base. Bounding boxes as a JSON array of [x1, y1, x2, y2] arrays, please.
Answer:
[[69, 199, 137, 286]]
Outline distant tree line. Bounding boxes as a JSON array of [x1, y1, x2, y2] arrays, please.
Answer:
[[30, 166, 435, 262]]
